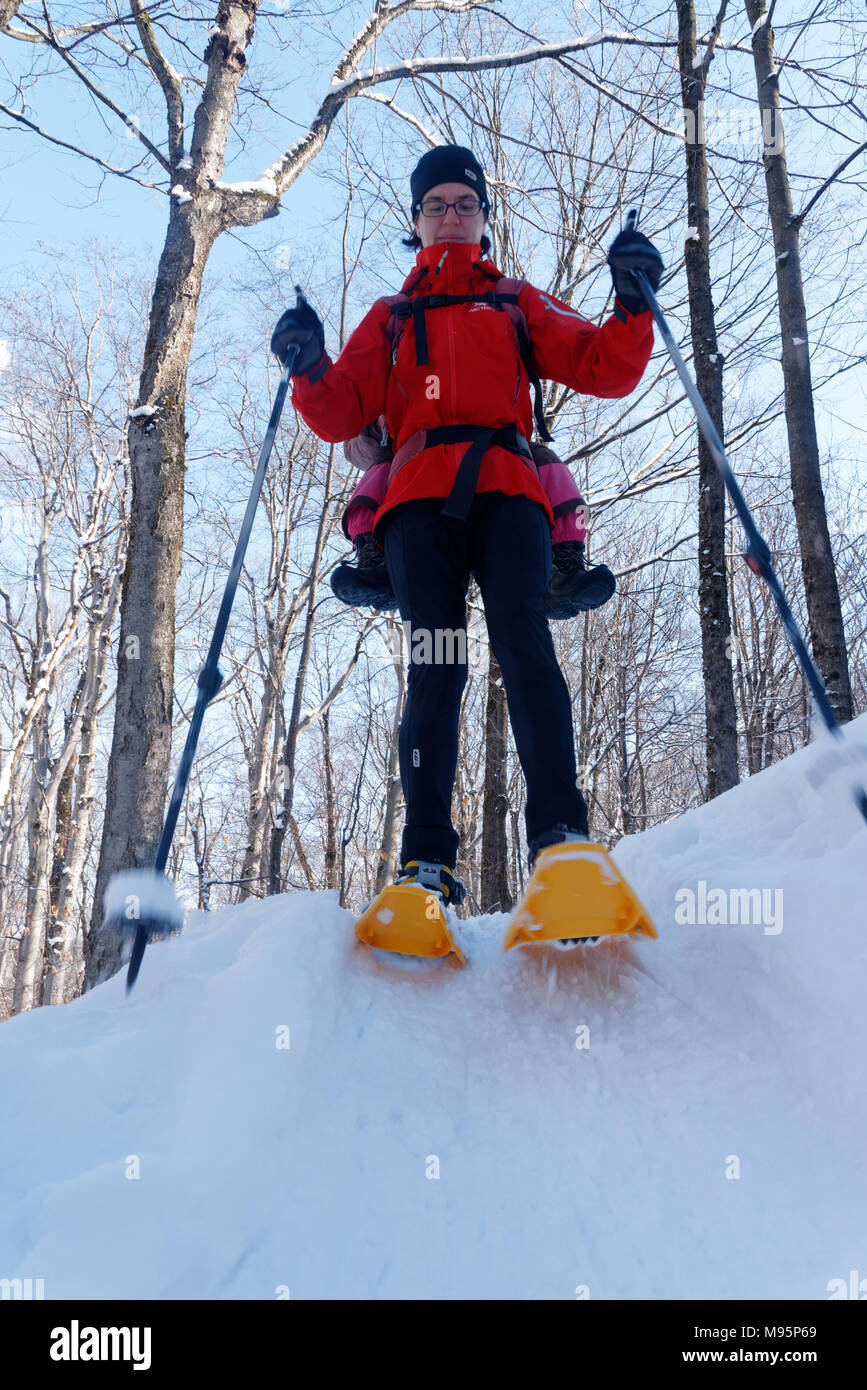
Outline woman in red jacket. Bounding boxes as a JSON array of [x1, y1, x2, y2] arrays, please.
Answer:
[[273, 144, 662, 906]]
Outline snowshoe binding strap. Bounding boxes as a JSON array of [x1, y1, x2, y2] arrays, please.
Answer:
[[395, 860, 467, 907]]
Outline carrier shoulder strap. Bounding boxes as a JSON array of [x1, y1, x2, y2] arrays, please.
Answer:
[[376, 281, 552, 443], [494, 277, 552, 443]]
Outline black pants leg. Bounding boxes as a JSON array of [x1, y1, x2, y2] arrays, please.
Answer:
[[382, 501, 470, 869], [382, 493, 588, 871], [469, 493, 589, 845]]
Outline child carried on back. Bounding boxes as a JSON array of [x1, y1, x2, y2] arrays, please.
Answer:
[[332, 416, 613, 619]]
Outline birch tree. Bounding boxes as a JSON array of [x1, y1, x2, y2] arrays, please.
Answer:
[[675, 0, 739, 798], [0, 258, 133, 1010], [742, 0, 854, 722]]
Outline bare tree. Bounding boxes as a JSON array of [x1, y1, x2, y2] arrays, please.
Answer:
[[676, 0, 739, 797], [743, 0, 854, 721], [374, 620, 407, 895], [0, 257, 133, 1010], [480, 651, 512, 912]]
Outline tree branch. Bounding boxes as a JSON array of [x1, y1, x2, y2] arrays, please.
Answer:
[[791, 139, 867, 228], [130, 0, 184, 166], [21, 10, 171, 171], [333, 0, 487, 84], [268, 29, 682, 196], [0, 0, 22, 30], [358, 88, 440, 145], [701, 0, 730, 79], [0, 100, 164, 189], [297, 616, 378, 733]]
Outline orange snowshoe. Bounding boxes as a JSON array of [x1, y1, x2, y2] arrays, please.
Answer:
[[355, 861, 466, 963], [503, 839, 657, 951]]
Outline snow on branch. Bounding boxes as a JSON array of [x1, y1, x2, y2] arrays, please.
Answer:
[[265, 28, 679, 198], [358, 89, 440, 145], [332, 0, 485, 86], [326, 31, 658, 102], [1, 7, 120, 42]]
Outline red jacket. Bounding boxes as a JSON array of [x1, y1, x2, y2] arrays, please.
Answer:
[[292, 240, 653, 534]]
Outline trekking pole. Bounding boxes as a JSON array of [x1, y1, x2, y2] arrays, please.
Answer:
[[622, 209, 867, 825], [104, 331, 301, 992]]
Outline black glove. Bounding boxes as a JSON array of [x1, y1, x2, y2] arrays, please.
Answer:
[[270, 286, 326, 374], [607, 228, 664, 316]]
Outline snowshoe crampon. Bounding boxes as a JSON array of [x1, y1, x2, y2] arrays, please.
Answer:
[[355, 884, 465, 963], [503, 841, 657, 951]]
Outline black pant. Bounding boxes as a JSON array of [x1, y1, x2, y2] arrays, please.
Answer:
[[381, 491, 589, 869]]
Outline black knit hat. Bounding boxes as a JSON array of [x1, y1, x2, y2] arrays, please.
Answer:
[[409, 145, 489, 216]]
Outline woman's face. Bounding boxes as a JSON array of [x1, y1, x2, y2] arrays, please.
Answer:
[[414, 180, 487, 249]]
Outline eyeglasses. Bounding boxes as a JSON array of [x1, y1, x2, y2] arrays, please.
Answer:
[[418, 196, 483, 218]]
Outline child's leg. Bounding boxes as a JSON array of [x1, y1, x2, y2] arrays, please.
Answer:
[[341, 459, 390, 543], [345, 502, 379, 543]]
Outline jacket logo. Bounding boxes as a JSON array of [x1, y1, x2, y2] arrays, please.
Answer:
[[468, 303, 493, 312]]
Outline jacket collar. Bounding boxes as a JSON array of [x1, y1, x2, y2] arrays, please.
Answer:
[[402, 240, 500, 295]]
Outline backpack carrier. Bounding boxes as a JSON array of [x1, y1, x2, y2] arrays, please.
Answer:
[[374, 277, 552, 522]]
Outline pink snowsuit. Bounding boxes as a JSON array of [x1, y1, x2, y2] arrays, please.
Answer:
[[341, 416, 587, 545]]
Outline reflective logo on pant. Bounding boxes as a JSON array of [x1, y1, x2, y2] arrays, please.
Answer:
[[412, 748, 420, 767]]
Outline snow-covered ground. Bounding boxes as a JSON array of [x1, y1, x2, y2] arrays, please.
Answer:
[[2, 720, 866, 1300]]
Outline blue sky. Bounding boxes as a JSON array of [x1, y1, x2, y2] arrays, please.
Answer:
[[1, 4, 864, 455]]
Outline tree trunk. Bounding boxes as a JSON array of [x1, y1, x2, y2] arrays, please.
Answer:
[[0, 778, 24, 960], [13, 703, 56, 1012], [616, 661, 633, 836], [43, 675, 83, 997], [480, 652, 512, 912], [46, 578, 120, 1005], [375, 644, 406, 894], [268, 450, 338, 894], [677, 0, 739, 798], [744, 0, 853, 722], [321, 709, 337, 889], [86, 0, 278, 986], [86, 200, 220, 986], [238, 668, 278, 901]]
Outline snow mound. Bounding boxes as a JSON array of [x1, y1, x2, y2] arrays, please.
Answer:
[[2, 721, 866, 1299]]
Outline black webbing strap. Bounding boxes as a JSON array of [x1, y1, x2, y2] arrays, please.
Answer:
[[396, 292, 507, 367], [421, 423, 533, 522], [411, 298, 429, 365], [512, 314, 552, 443], [392, 291, 552, 441]]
